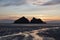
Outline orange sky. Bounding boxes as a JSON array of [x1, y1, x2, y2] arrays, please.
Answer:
[[0, 15, 60, 22]]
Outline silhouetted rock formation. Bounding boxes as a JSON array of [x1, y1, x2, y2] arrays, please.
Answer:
[[14, 17, 46, 24], [31, 17, 46, 24], [14, 16, 29, 24]]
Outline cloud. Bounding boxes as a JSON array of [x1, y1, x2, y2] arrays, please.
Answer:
[[0, 0, 60, 7], [26, 0, 60, 6], [43, 0, 60, 5], [0, 0, 26, 7]]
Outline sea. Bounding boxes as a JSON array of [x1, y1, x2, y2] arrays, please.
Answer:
[[0, 23, 60, 40]]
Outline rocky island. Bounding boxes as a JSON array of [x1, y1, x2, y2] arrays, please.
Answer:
[[14, 16, 46, 24]]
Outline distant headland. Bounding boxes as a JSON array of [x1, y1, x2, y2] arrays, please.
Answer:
[[14, 16, 46, 24]]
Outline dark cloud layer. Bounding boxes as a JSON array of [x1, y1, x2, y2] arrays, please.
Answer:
[[0, 0, 60, 7], [43, 0, 60, 5], [0, 0, 25, 7]]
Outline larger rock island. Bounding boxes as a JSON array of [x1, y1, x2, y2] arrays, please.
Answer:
[[14, 17, 46, 24]]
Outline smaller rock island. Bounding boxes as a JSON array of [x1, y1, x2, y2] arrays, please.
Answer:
[[14, 16, 46, 24]]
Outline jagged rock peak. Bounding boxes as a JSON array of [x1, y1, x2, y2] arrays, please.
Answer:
[[14, 16, 29, 24], [31, 17, 46, 24]]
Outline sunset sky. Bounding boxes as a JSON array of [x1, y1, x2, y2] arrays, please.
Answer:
[[0, 0, 60, 23]]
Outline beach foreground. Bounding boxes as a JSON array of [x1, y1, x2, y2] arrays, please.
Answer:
[[0, 23, 60, 40]]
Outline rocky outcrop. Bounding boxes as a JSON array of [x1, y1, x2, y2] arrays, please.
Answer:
[[14, 17, 46, 24], [14, 16, 29, 24], [30, 17, 46, 24]]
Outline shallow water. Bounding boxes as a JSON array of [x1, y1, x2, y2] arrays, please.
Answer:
[[0, 23, 60, 40]]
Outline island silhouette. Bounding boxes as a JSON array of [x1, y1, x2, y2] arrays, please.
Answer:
[[14, 16, 46, 24]]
